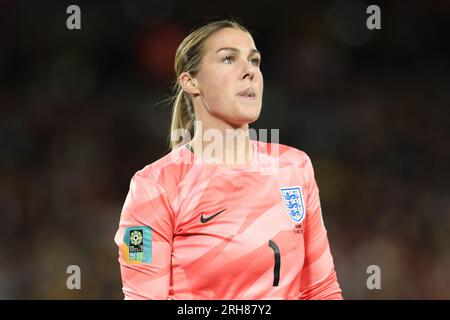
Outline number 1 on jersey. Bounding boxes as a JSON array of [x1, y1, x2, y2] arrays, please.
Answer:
[[268, 240, 280, 286]]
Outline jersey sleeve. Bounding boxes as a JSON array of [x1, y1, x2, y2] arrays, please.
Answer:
[[114, 171, 174, 299], [298, 154, 343, 300]]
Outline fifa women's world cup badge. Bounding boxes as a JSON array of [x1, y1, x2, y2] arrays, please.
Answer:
[[280, 186, 305, 223], [129, 230, 143, 252], [123, 226, 152, 264]]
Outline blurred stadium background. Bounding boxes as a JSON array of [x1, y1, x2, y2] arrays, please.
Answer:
[[1, 0, 449, 299]]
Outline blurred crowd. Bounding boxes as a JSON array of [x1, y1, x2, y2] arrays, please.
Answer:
[[0, 0, 449, 299]]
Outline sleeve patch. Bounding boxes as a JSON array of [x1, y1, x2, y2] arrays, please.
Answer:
[[122, 226, 152, 264]]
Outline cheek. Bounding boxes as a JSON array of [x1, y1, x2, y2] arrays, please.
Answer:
[[219, 70, 234, 92], [207, 70, 234, 104]]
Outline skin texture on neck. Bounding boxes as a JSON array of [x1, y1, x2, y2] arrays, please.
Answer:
[[189, 120, 254, 166]]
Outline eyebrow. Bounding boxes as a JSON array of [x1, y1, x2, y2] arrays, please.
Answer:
[[215, 47, 261, 56]]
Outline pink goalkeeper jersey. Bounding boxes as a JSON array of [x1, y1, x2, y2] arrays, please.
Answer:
[[114, 140, 343, 300]]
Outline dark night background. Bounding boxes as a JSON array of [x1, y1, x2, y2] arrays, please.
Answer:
[[1, 0, 449, 299]]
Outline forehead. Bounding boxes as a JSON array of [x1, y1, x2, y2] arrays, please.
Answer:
[[204, 27, 257, 53]]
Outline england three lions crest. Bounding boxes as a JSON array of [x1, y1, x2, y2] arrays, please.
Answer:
[[280, 186, 305, 223]]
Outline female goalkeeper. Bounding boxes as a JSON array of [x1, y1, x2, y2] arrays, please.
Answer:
[[114, 20, 343, 300]]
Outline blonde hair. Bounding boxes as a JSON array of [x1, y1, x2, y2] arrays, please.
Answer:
[[169, 20, 250, 150]]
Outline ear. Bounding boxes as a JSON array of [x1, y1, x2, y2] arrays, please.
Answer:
[[179, 72, 200, 96]]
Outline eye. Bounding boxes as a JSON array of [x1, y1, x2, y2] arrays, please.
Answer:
[[223, 55, 235, 64], [250, 57, 261, 67]]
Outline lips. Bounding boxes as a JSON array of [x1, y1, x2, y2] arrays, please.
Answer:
[[237, 87, 256, 98]]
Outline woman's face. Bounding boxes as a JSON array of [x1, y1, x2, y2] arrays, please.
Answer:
[[194, 27, 263, 127]]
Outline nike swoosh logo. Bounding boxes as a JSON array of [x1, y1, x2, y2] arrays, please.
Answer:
[[200, 208, 227, 223]]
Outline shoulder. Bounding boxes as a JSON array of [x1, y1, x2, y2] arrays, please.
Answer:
[[254, 140, 314, 170], [130, 144, 188, 192]]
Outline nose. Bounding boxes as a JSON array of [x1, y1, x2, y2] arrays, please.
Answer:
[[242, 61, 256, 81], [243, 71, 254, 81]]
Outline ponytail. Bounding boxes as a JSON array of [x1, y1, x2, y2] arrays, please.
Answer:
[[169, 85, 195, 150]]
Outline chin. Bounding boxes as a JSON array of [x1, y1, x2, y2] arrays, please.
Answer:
[[245, 106, 262, 122], [223, 103, 261, 127], [235, 112, 261, 126]]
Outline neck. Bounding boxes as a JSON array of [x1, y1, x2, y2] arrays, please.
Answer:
[[189, 120, 254, 166]]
